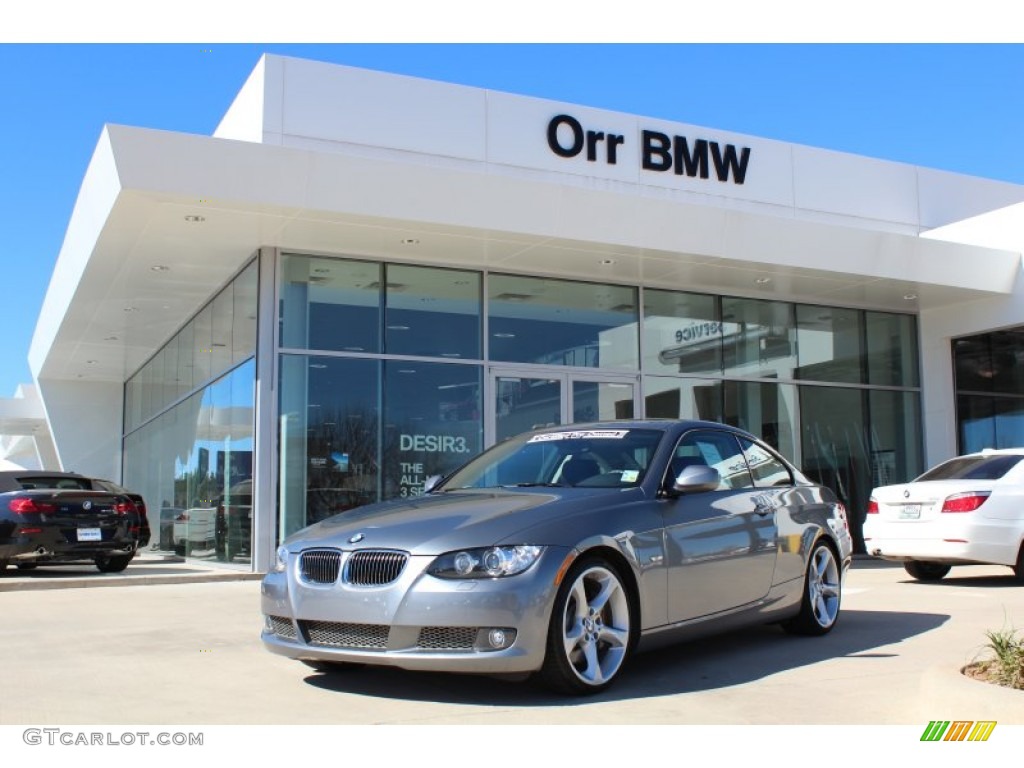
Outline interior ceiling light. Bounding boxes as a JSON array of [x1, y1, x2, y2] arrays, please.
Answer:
[[104, 336, 118, 341], [150, 265, 170, 272], [600, 259, 616, 266], [903, 293, 918, 301], [183, 215, 205, 223], [123, 307, 138, 313], [400, 238, 420, 245], [755, 277, 772, 285]]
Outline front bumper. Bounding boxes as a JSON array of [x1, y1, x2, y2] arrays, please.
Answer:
[[261, 545, 572, 674]]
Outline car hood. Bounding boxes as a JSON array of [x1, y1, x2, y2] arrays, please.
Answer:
[[282, 487, 636, 555]]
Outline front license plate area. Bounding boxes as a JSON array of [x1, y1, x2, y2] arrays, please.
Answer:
[[898, 505, 921, 520], [77, 528, 102, 542]]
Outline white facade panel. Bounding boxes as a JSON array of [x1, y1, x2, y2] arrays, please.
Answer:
[[792, 146, 921, 229], [276, 56, 487, 161], [36, 378, 123, 478]]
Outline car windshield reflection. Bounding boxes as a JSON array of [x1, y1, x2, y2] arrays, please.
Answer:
[[440, 428, 665, 490]]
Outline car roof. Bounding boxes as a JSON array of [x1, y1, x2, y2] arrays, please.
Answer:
[[955, 448, 1024, 459]]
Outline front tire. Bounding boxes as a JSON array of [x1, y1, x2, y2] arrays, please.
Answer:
[[784, 540, 841, 636], [95, 554, 133, 573], [904, 561, 950, 581], [538, 558, 633, 695]]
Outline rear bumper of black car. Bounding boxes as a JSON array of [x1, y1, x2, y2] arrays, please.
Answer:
[[2, 526, 137, 564]]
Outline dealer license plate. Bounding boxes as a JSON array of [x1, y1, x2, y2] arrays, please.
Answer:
[[77, 528, 102, 542], [898, 504, 921, 520]]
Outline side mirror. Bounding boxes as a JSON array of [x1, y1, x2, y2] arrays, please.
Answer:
[[422, 475, 444, 494], [672, 465, 721, 494]]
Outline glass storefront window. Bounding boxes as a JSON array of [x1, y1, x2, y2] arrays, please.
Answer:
[[232, 262, 258, 366], [572, 380, 635, 423], [723, 380, 798, 459], [210, 287, 234, 376], [279, 254, 382, 354], [867, 390, 922, 487], [489, 274, 639, 369], [866, 311, 919, 387], [722, 297, 797, 380], [278, 355, 380, 541], [953, 328, 1024, 453], [384, 264, 481, 360], [125, 261, 257, 433], [382, 361, 482, 500], [123, 360, 255, 564], [643, 376, 723, 422], [795, 305, 864, 383], [643, 290, 721, 376], [799, 386, 870, 550]]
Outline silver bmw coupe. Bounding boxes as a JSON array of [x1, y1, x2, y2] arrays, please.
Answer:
[[262, 419, 853, 694]]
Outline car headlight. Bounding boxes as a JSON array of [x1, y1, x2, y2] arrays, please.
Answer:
[[428, 545, 544, 579], [274, 545, 289, 573]]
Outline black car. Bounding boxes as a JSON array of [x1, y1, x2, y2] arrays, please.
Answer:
[[0, 480, 142, 573], [0, 471, 151, 548]]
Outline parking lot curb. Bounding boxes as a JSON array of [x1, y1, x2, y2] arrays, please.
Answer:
[[0, 572, 264, 591], [0, 561, 265, 591]]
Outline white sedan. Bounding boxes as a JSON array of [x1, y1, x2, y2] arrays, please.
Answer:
[[863, 448, 1024, 581]]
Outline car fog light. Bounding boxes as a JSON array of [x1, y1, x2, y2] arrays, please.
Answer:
[[486, 628, 515, 649]]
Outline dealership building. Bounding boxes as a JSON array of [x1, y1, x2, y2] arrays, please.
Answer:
[[8, 54, 1024, 571]]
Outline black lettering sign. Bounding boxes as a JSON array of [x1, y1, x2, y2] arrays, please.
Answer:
[[550, 115, 749, 184]]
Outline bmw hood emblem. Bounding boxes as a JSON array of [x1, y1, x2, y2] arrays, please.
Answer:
[[82, 500, 92, 510], [903, 490, 910, 499], [348, 533, 365, 544]]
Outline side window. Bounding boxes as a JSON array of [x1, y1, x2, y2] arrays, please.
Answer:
[[669, 430, 753, 490], [738, 437, 794, 487]]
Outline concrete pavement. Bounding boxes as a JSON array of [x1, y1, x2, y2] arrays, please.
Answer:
[[1, 556, 1022, 725]]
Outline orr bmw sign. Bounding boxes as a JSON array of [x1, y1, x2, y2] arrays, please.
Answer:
[[546, 113, 751, 185]]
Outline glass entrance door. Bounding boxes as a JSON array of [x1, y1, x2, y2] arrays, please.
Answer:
[[488, 369, 637, 445]]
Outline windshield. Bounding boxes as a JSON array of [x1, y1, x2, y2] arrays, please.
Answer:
[[440, 428, 665, 490], [916, 454, 1023, 482]]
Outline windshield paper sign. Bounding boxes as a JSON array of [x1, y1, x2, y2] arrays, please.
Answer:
[[528, 430, 630, 442]]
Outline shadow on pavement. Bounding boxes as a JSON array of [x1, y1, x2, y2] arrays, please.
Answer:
[[302, 607, 948, 706]]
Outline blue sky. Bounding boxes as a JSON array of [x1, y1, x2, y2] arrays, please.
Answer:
[[2, 43, 1024, 398]]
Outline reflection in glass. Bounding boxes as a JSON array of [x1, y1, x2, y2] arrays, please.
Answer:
[[799, 386, 870, 551], [279, 254, 382, 354], [122, 360, 255, 564], [867, 390, 921, 488], [866, 311, 918, 387], [722, 297, 796, 379], [384, 264, 481, 359], [124, 260, 256, 432], [953, 327, 1024, 453], [382, 361, 482, 501], [572, 381, 634, 423], [278, 355, 380, 541], [723, 380, 797, 459], [495, 377, 561, 443], [795, 305, 864, 383], [643, 290, 721, 375], [489, 274, 638, 369], [643, 376, 722, 421]]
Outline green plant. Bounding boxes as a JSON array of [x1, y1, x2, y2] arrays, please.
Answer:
[[980, 626, 1024, 690]]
